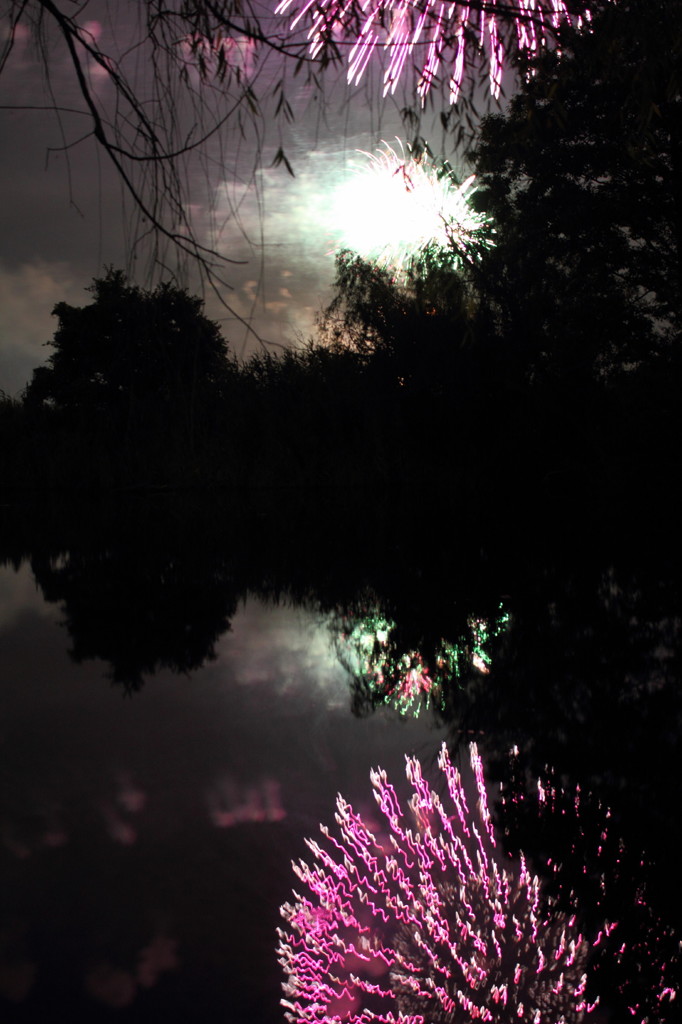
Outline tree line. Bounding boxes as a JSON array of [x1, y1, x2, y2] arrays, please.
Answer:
[[1, 0, 679, 508]]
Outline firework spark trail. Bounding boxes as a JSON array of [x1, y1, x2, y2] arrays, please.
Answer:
[[275, 0, 596, 102], [336, 604, 509, 717], [278, 742, 608, 1023], [331, 141, 493, 276], [499, 752, 680, 1022]]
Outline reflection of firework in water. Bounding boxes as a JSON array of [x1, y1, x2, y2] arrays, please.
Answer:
[[337, 604, 509, 717], [278, 743, 610, 1023], [275, 0, 594, 101], [333, 142, 493, 275]]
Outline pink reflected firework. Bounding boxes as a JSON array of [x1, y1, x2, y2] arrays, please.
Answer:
[[278, 743, 609, 1023], [275, 0, 595, 101]]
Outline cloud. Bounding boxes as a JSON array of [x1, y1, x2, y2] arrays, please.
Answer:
[[0, 562, 61, 632], [218, 598, 349, 708], [0, 261, 83, 396], [205, 135, 408, 356]]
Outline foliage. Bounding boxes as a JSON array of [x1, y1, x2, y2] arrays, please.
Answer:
[[0, 1, 600, 284], [4, 0, 681, 496], [25, 270, 228, 411], [471, 0, 681, 384], [20, 270, 234, 484], [321, 0, 682, 390], [1, 0, 314, 283], [311, 0, 681, 500], [317, 249, 503, 396]]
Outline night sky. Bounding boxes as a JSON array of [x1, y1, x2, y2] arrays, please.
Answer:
[[0, 1, 436, 394]]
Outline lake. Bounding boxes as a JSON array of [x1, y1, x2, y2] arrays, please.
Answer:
[[0, 493, 679, 1023]]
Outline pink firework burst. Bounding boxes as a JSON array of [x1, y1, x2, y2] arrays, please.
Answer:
[[278, 743, 610, 1023], [274, 0, 595, 102]]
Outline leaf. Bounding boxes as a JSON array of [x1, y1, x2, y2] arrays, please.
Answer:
[[271, 146, 295, 177]]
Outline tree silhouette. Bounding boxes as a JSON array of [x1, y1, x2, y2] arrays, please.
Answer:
[[472, 0, 680, 383], [30, 540, 240, 691], [24, 269, 231, 461], [314, 0, 681, 503], [1, 495, 245, 690]]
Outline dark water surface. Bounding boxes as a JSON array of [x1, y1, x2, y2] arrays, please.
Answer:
[[1, 580, 444, 1022], [0, 494, 679, 1023]]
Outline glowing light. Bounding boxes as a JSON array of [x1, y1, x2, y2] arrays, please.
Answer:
[[278, 742, 611, 1023], [337, 604, 509, 717], [332, 141, 493, 274], [275, 0, 595, 102], [500, 751, 681, 1023]]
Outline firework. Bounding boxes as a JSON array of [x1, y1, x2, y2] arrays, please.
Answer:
[[500, 749, 681, 1023], [275, 0, 594, 102], [337, 605, 509, 717], [278, 742, 607, 1023], [332, 141, 493, 274]]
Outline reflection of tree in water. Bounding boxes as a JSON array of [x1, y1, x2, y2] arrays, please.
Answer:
[[282, 537, 682, 1022], [2, 495, 514, 697], [2, 496, 245, 692], [279, 743, 675, 1024], [425, 555, 682, 1021], [451, 559, 681, 901], [30, 543, 239, 691], [2, 498, 680, 1015], [458, 563, 680, 754], [334, 598, 510, 718]]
